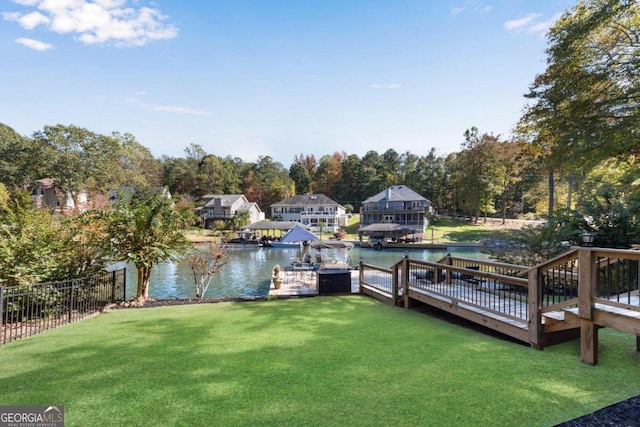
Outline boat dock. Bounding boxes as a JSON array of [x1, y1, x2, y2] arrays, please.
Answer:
[[268, 270, 360, 297]]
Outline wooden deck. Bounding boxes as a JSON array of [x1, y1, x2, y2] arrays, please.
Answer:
[[358, 249, 640, 364]]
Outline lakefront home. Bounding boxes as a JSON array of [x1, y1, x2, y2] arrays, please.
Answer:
[[358, 185, 433, 245], [30, 178, 89, 212], [270, 194, 347, 233], [199, 194, 264, 229]]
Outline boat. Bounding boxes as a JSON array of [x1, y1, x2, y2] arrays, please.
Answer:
[[259, 239, 300, 248], [309, 240, 355, 269]]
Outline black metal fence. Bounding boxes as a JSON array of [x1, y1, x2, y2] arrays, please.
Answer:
[[1, 269, 126, 345]]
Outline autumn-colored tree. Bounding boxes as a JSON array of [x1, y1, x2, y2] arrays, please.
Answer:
[[313, 152, 345, 198]]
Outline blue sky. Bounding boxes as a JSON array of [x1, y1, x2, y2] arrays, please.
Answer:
[[1, 0, 574, 165]]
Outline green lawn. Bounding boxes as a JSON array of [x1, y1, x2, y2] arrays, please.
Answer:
[[344, 215, 525, 243], [1, 296, 639, 426]]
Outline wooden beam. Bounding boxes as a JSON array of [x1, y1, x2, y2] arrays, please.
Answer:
[[528, 269, 542, 349], [580, 319, 598, 365]]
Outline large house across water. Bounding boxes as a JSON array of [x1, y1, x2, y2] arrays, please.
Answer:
[[270, 194, 348, 233], [358, 185, 433, 245], [199, 194, 264, 229]]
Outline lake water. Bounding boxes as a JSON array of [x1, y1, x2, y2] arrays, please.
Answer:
[[118, 244, 488, 300]]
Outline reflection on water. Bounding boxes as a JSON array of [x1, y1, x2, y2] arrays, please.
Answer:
[[120, 244, 488, 300]]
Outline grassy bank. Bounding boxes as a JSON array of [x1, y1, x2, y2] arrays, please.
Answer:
[[1, 296, 638, 426], [345, 215, 530, 243]]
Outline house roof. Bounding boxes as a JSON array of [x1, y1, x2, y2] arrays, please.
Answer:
[[362, 185, 430, 204], [202, 194, 245, 208], [33, 178, 56, 188], [271, 194, 344, 208], [239, 201, 262, 212]]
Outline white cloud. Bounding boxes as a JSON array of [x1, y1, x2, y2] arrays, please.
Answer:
[[3, 0, 177, 47], [369, 83, 403, 90], [451, 1, 492, 16], [3, 10, 49, 28], [504, 11, 562, 36], [504, 12, 542, 32], [15, 37, 53, 50], [528, 12, 563, 35]]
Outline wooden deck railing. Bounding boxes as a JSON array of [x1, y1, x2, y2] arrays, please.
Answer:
[[359, 248, 640, 365], [359, 262, 397, 305], [530, 247, 640, 364]]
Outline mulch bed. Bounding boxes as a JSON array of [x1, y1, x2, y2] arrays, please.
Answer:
[[104, 297, 265, 310], [556, 395, 640, 426]]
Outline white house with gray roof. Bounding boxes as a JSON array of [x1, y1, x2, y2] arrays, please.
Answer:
[[199, 194, 264, 229], [359, 185, 433, 237], [270, 194, 347, 232]]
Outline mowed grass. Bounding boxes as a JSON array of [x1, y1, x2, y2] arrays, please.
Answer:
[[1, 296, 639, 426], [428, 217, 523, 243], [344, 216, 525, 243]]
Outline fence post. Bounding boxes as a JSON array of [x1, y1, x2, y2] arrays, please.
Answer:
[[68, 279, 74, 323], [111, 271, 117, 303]]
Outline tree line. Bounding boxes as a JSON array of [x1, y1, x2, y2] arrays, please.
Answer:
[[0, 122, 550, 222]]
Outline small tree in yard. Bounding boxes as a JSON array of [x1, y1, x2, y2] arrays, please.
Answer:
[[105, 188, 192, 301], [187, 243, 228, 298]]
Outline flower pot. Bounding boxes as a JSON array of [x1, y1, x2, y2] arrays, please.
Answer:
[[273, 279, 282, 289]]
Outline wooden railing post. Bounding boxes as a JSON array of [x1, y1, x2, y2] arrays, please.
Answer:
[[578, 247, 598, 365], [402, 256, 409, 309], [391, 263, 399, 306], [359, 261, 364, 294], [528, 268, 542, 349]]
